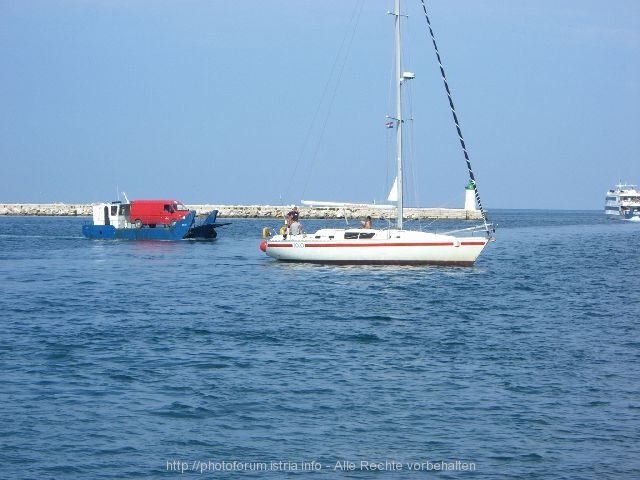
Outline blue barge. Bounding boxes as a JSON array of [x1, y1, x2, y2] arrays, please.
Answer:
[[82, 201, 226, 240]]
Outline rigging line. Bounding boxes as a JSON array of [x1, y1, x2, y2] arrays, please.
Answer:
[[404, 21, 421, 214], [418, 0, 492, 236], [384, 29, 396, 200], [298, 0, 365, 201], [405, 82, 421, 211], [293, 1, 361, 199]]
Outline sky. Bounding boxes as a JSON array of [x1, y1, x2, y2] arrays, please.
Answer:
[[1, 0, 638, 210]]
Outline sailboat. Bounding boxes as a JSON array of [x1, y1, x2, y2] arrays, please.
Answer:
[[260, 0, 493, 266]]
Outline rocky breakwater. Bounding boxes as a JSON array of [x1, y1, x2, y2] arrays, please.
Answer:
[[199, 205, 481, 220], [1, 203, 482, 220], [0, 203, 91, 216]]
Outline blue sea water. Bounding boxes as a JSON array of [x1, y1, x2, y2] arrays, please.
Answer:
[[0, 210, 639, 479]]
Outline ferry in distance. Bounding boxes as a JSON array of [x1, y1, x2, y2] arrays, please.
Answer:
[[605, 183, 640, 221]]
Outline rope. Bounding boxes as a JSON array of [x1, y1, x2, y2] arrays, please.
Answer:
[[418, 0, 493, 236]]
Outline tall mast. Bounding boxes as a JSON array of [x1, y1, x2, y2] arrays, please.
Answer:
[[394, 0, 403, 229]]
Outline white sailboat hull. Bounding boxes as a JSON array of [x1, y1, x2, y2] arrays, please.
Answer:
[[263, 228, 487, 266]]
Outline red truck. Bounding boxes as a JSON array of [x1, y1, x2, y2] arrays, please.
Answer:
[[129, 200, 191, 228]]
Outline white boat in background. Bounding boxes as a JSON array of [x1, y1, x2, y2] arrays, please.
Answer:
[[260, 0, 494, 265], [605, 183, 640, 221]]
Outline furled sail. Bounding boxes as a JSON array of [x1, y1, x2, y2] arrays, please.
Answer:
[[387, 177, 398, 202]]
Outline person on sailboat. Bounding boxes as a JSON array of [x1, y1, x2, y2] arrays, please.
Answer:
[[360, 216, 372, 229], [290, 221, 302, 235], [285, 206, 302, 235], [288, 206, 299, 222]]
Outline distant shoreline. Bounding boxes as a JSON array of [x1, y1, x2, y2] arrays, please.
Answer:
[[0, 203, 482, 220]]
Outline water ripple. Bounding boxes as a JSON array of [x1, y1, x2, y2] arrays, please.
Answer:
[[0, 213, 639, 478]]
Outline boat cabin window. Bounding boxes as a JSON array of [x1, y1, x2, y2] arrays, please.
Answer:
[[344, 231, 375, 240], [111, 205, 118, 216]]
